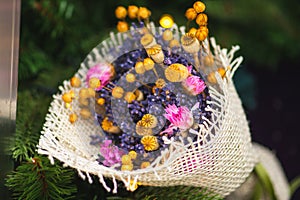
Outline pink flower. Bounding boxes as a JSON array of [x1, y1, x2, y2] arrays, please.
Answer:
[[182, 75, 206, 95], [99, 140, 125, 167], [164, 104, 194, 130], [86, 63, 114, 90]]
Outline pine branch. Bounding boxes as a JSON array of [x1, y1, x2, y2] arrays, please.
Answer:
[[5, 156, 77, 200], [8, 91, 50, 162]]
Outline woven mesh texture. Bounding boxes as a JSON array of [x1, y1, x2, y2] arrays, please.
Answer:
[[37, 24, 257, 197]]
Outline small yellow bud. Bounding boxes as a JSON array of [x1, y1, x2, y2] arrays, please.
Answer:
[[62, 93, 72, 103], [69, 113, 78, 124], [128, 5, 139, 19], [121, 164, 133, 171], [97, 98, 105, 105], [121, 155, 132, 165], [196, 13, 208, 26], [193, 1, 206, 13], [185, 8, 197, 21], [138, 7, 151, 20], [135, 61, 146, 74], [88, 77, 100, 89], [128, 151, 137, 160], [126, 73, 136, 83], [143, 58, 155, 71], [188, 27, 197, 37], [117, 21, 129, 33], [195, 26, 209, 41], [112, 86, 124, 98], [70, 77, 81, 87], [124, 92, 136, 103], [115, 6, 127, 19], [140, 161, 151, 169]]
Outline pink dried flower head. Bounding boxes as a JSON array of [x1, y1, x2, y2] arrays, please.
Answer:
[[164, 104, 194, 130], [182, 75, 206, 95], [99, 139, 125, 167], [86, 63, 114, 90]]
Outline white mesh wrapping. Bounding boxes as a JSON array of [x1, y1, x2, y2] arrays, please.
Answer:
[[37, 26, 258, 197]]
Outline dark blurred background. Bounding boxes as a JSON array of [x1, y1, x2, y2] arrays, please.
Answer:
[[15, 0, 300, 199]]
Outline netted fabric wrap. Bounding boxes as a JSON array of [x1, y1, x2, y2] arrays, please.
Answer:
[[37, 26, 257, 197]]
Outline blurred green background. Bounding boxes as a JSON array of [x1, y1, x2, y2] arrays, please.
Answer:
[[10, 0, 300, 199]]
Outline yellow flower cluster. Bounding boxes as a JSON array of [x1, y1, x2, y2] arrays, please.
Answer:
[[115, 5, 151, 33], [121, 150, 138, 171], [62, 76, 97, 124], [185, 1, 209, 42]]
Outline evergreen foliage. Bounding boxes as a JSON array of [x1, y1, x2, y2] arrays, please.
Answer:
[[6, 156, 77, 200]]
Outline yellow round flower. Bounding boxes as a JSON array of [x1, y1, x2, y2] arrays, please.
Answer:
[[126, 73, 136, 82], [135, 61, 145, 74], [193, 1, 206, 13], [101, 117, 113, 131], [97, 98, 105, 105], [128, 151, 137, 160], [121, 164, 133, 171], [70, 76, 81, 87], [185, 8, 197, 21], [62, 92, 72, 103], [141, 114, 158, 128], [88, 77, 101, 89], [155, 78, 166, 88], [115, 6, 127, 19], [121, 155, 132, 165], [117, 21, 129, 33], [112, 86, 124, 98], [188, 27, 197, 37], [138, 7, 151, 20], [141, 135, 159, 151], [196, 13, 208, 26], [195, 26, 209, 41], [143, 58, 155, 70], [128, 5, 139, 19], [124, 92, 136, 103]]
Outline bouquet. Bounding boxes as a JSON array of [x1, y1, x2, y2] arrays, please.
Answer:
[[38, 2, 290, 198]]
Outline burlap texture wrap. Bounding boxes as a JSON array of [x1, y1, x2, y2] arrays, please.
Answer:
[[37, 24, 258, 197]]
